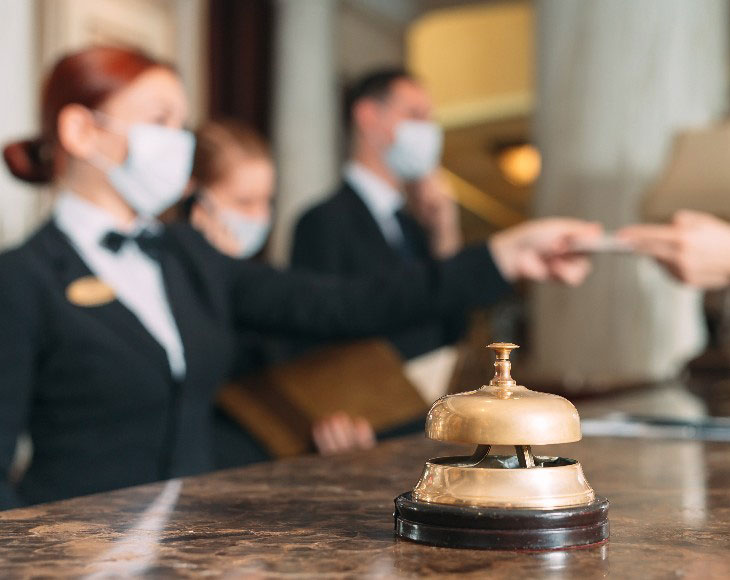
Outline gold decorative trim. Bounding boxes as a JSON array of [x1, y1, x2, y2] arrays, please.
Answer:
[[436, 92, 534, 129], [443, 168, 526, 229]]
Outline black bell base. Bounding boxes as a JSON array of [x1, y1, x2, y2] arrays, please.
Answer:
[[394, 492, 609, 551]]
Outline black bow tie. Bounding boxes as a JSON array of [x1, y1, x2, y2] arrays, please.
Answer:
[[101, 230, 164, 260]]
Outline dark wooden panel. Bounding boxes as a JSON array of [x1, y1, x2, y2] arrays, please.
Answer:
[[208, 0, 274, 136]]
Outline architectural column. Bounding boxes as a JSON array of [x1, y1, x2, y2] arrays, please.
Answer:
[[0, 0, 43, 250], [270, 0, 338, 265], [175, 0, 208, 127], [528, 0, 728, 389]]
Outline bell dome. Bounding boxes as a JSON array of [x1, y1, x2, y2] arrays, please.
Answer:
[[425, 343, 581, 445]]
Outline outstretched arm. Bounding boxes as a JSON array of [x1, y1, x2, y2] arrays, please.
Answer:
[[229, 218, 602, 338]]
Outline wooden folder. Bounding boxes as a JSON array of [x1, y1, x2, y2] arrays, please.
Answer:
[[644, 122, 730, 222], [216, 339, 429, 458]]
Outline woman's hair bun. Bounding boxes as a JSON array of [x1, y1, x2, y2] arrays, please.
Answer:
[[3, 138, 54, 184]]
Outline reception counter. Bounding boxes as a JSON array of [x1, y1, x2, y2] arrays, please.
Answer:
[[1, 422, 729, 578]]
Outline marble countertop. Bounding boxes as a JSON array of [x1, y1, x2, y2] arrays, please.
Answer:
[[0, 427, 729, 578]]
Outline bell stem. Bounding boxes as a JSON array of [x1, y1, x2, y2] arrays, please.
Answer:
[[515, 445, 535, 468], [487, 342, 518, 387]]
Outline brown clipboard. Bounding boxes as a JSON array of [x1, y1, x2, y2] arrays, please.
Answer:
[[216, 339, 429, 458]]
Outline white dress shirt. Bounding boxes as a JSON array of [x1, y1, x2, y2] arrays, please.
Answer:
[[54, 192, 186, 379], [344, 161, 406, 247]]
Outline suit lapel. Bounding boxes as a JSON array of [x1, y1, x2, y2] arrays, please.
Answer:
[[156, 233, 197, 390], [156, 228, 236, 402], [341, 183, 432, 264], [37, 222, 172, 381], [341, 184, 399, 263]]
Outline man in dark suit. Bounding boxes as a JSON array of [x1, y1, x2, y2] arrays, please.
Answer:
[[291, 69, 464, 360]]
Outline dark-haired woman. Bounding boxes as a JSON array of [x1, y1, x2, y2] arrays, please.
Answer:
[[0, 46, 600, 509]]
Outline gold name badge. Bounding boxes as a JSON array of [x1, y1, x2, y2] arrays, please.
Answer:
[[66, 276, 116, 307]]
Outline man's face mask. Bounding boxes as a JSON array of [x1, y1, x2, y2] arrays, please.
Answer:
[[385, 120, 443, 181], [91, 112, 196, 217]]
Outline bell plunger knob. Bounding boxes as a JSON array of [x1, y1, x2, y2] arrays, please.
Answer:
[[487, 342, 518, 388]]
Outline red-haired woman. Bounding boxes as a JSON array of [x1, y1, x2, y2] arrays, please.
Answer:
[[0, 46, 599, 509]]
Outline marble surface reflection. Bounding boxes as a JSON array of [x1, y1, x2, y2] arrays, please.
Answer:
[[84, 479, 182, 578]]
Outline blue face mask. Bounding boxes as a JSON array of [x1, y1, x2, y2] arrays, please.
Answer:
[[91, 116, 196, 217], [200, 194, 271, 259], [385, 120, 443, 181], [218, 209, 272, 259]]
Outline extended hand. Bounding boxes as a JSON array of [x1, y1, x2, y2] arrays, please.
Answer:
[[617, 210, 730, 289], [312, 412, 376, 455], [489, 218, 603, 285]]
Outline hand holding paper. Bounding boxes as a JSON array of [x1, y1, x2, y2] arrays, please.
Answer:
[[489, 218, 603, 286], [617, 210, 730, 289]]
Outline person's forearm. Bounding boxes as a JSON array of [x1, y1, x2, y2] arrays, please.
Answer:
[[487, 227, 522, 282], [231, 245, 511, 339]]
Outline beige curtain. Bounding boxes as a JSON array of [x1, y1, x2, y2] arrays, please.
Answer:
[[528, 0, 728, 389]]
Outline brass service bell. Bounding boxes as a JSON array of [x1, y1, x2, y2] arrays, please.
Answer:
[[394, 343, 609, 550]]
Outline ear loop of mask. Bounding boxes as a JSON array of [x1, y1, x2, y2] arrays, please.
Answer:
[[198, 189, 223, 217], [195, 191, 244, 253], [86, 110, 128, 173]]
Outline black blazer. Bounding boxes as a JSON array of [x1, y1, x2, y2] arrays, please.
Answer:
[[0, 220, 510, 508], [292, 182, 465, 358]]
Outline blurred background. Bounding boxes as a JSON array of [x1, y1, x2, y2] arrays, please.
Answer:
[[1, 0, 729, 407]]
